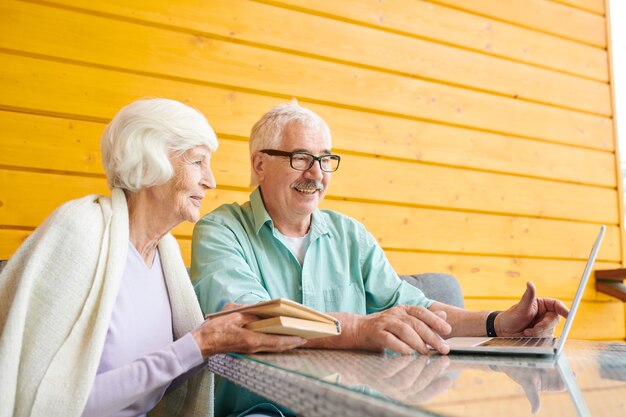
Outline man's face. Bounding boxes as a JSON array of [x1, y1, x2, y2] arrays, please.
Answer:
[[255, 123, 332, 226]]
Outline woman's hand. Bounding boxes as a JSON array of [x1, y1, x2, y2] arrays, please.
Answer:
[[192, 305, 306, 358]]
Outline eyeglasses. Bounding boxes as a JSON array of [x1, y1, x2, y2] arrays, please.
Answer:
[[260, 149, 341, 172]]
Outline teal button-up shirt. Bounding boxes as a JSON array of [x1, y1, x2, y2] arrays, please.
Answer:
[[191, 188, 431, 417], [191, 188, 431, 315]]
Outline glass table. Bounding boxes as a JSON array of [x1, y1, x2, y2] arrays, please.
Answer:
[[208, 340, 626, 417]]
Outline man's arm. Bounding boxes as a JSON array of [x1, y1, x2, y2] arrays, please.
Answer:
[[428, 303, 491, 337], [306, 280, 569, 355], [430, 281, 569, 339], [494, 281, 569, 338], [303, 307, 452, 354], [191, 217, 271, 314]]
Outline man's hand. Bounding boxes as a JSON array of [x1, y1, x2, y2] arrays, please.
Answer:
[[496, 281, 569, 337], [352, 305, 452, 355]]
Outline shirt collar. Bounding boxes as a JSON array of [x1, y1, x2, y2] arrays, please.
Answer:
[[250, 187, 273, 234], [250, 187, 329, 239]]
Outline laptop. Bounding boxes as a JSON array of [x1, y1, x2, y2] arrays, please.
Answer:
[[445, 225, 606, 356]]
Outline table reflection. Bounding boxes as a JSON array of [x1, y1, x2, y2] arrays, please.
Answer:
[[236, 341, 626, 416]]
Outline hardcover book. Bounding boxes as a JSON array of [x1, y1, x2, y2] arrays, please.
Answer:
[[205, 298, 341, 339]]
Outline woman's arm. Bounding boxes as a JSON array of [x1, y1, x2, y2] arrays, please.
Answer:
[[82, 334, 202, 417], [83, 309, 305, 417]]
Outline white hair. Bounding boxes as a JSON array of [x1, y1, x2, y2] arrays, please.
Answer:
[[101, 98, 218, 192], [249, 99, 331, 186]]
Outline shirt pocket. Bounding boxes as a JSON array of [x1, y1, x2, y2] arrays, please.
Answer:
[[321, 281, 365, 313]]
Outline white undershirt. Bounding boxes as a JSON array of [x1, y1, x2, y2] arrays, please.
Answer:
[[278, 232, 310, 265]]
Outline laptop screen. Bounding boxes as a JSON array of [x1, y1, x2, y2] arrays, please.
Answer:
[[555, 225, 605, 355]]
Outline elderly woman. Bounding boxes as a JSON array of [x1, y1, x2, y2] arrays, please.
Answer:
[[0, 98, 305, 417]]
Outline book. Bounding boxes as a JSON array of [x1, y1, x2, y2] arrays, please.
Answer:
[[245, 316, 340, 339], [205, 298, 341, 339]]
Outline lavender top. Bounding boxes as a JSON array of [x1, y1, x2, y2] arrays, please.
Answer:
[[82, 244, 204, 417]]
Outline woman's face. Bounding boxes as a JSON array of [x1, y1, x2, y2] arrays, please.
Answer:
[[152, 146, 216, 224]]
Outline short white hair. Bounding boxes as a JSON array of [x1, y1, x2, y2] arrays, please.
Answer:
[[101, 98, 218, 192], [249, 100, 331, 186]]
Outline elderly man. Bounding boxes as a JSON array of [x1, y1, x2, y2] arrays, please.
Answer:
[[191, 101, 568, 417]]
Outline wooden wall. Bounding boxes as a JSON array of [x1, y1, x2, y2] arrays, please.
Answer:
[[1, 0, 623, 340]]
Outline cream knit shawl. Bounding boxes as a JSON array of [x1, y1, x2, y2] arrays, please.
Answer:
[[0, 189, 213, 417]]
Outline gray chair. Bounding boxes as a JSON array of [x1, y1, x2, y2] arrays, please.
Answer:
[[400, 273, 464, 308]]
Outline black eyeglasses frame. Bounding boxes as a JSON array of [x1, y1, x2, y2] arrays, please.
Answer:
[[260, 149, 341, 172]]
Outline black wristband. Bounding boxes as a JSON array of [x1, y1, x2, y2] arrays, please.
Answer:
[[486, 311, 502, 337]]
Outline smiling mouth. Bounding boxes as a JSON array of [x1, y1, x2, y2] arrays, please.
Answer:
[[292, 180, 323, 195], [294, 187, 318, 195], [294, 187, 320, 195], [190, 195, 203, 206]]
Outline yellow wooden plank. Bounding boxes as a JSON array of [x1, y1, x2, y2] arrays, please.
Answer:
[[3, 127, 618, 225], [385, 250, 619, 301], [178, 237, 192, 266], [323, 198, 621, 261], [307, 102, 616, 186], [1, 176, 619, 261], [0, 229, 31, 260], [553, 0, 605, 14], [432, 0, 606, 47], [0, 54, 612, 178], [0, 170, 246, 243], [0, 7, 613, 146], [1, 103, 617, 190], [48, 0, 609, 81], [0, 110, 247, 182], [269, 0, 608, 81], [201, 1, 611, 114], [12, 0, 610, 115], [464, 298, 625, 340], [333, 151, 619, 224], [0, 53, 282, 138], [178, 238, 620, 304], [0, 170, 110, 228], [175, 191, 619, 261], [0, 111, 104, 174], [0, 52, 614, 172]]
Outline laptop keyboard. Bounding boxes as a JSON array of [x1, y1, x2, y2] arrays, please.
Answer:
[[480, 337, 555, 348]]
